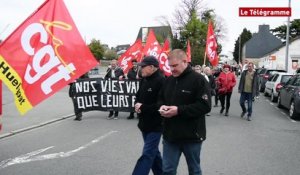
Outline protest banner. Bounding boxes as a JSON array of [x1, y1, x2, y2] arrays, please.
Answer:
[[70, 78, 140, 112]]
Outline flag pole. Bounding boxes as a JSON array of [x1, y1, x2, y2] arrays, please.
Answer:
[[203, 52, 207, 66]]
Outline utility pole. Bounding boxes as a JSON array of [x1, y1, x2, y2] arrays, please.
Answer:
[[285, 0, 291, 72], [239, 36, 242, 65]]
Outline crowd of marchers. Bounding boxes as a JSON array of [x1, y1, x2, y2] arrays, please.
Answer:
[[67, 49, 298, 175]]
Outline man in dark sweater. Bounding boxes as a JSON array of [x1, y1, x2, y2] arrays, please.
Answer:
[[126, 60, 139, 119], [158, 49, 211, 175], [132, 56, 165, 175]]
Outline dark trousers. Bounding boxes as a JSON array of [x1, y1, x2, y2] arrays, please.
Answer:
[[239, 92, 253, 116], [219, 92, 232, 112], [132, 132, 163, 175], [109, 111, 119, 117], [214, 92, 219, 106], [129, 112, 134, 117], [71, 97, 82, 116]]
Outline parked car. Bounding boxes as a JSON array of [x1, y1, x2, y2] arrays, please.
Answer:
[[258, 69, 286, 92], [277, 74, 300, 119], [264, 72, 293, 102]]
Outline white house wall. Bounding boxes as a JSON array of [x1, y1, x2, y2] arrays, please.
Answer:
[[259, 39, 300, 74]]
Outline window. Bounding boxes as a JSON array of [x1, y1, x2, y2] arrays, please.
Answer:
[[281, 75, 292, 83], [272, 74, 279, 82], [292, 77, 300, 86]]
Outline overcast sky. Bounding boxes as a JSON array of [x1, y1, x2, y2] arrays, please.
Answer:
[[0, 0, 299, 55]]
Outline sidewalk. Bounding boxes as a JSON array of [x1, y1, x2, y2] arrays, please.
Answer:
[[0, 66, 108, 139], [0, 84, 75, 139]]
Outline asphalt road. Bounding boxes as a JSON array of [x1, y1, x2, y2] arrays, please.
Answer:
[[0, 85, 299, 175]]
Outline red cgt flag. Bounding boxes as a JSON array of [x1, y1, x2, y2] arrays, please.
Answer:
[[0, 0, 98, 115], [205, 21, 219, 66], [118, 39, 143, 74], [159, 39, 172, 76], [186, 40, 191, 63], [143, 29, 162, 59]]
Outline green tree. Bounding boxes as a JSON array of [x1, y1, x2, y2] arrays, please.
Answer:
[[88, 39, 105, 61], [172, 0, 226, 66], [181, 11, 207, 65], [270, 19, 300, 41], [233, 28, 252, 64]]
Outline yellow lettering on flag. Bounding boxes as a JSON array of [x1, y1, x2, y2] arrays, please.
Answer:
[[0, 55, 32, 114]]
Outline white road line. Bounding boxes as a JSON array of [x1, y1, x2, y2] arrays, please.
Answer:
[[0, 130, 118, 169]]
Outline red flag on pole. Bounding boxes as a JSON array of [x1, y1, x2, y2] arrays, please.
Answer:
[[0, 0, 98, 115], [118, 39, 143, 74], [159, 39, 172, 76], [186, 40, 191, 63], [205, 21, 219, 66], [143, 29, 162, 59]]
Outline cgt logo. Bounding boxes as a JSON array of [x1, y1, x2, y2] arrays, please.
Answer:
[[206, 35, 217, 61], [21, 20, 76, 94]]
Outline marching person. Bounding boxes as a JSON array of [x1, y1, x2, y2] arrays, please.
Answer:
[[203, 67, 216, 116], [127, 60, 139, 119], [158, 49, 211, 175], [238, 62, 259, 121], [104, 59, 124, 119], [217, 64, 236, 116], [213, 67, 221, 107], [69, 73, 89, 121], [132, 56, 165, 175]]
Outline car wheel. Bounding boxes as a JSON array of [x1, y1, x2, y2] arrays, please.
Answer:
[[289, 101, 299, 119], [277, 94, 283, 108], [259, 85, 264, 92], [271, 92, 277, 102], [264, 89, 268, 97]]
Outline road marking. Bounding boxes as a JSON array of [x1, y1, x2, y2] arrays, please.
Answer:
[[0, 130, 117, 169]]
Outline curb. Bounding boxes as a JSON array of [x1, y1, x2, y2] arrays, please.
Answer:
[[0, 114, 74, 140]]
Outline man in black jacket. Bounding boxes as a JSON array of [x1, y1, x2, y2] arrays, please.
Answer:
[[69, 73, 89, 121], [126, 60, 139, 119], [104, 59, 124, 119], [158, 49, 211, 175], [132, 56, 165, 175]]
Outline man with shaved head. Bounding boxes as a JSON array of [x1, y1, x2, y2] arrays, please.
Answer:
[[158, 49, 211, 175]]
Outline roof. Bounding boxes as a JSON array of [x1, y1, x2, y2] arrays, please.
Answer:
[[244, 25, 283, 58], [136, 26, 173, 43]]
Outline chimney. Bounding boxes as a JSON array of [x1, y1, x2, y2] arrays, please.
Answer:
[[258, 25, 270, 34]]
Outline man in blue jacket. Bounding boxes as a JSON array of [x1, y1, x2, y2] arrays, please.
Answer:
[[158, 49, 211, 175]]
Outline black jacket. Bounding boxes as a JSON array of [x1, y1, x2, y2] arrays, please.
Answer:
[[158, 66, 211, 142], [127, 68, 138, 80], [136, 70, 165, 132], [104, 67, 124, 79]]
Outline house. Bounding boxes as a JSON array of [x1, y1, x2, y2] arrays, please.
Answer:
[[115, 44, 130, 52], [258, 36, 300, 74], [136, 26, 173, 44], [242, 24, 282, 66]]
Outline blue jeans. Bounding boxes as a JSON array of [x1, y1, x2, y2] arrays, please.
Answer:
[[162, 140, 203, 175], [132, 132, 162, 175], [240, 92, 253, 116]]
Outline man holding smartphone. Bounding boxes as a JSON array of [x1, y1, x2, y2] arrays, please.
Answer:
[[158, 49, 211, 175]]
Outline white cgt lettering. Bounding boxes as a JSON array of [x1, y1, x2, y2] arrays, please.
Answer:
[[21, 23, 76, 94]]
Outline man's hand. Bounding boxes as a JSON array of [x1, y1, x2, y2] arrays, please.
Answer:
[[159, 105, 178, 118], [135, 103, 142, 113]]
